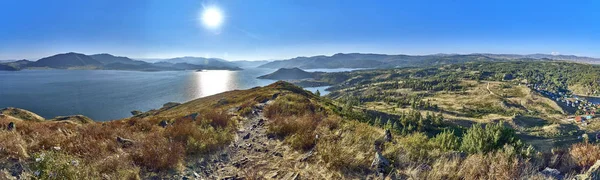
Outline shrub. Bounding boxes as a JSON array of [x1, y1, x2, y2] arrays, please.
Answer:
[[430, 130, 460, 152], [0, 131, 28, 159], [264, 94, 315, 118], [130, 133, 185, 171], [32, 150, 96, 179], [460, 122, 521, 154], [203, 110, 232, 128], [569, 142, 600, 169], [164, 118, 233, 154]]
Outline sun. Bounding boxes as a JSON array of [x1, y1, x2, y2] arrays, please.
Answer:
[[201, 6, 224, 29]]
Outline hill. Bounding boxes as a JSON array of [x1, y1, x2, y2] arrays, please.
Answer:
[[258, 53, 599, 69], [27, 52, 102, 69], [258, 53, 506, 69], [230, 60, 270, 68], [257, 67, 317, 80], [0, 64, 18, 71], [1, 81, 599, 179], [160, 57, 241, 70], [27, 52, 103, 69], [90, 54, 148, 65]]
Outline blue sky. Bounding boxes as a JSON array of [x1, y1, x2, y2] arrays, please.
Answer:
[[0, 0, 599, 60]]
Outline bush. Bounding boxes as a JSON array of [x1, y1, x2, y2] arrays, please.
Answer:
[[0, 131, 28, 159], [569, 142, 600, 169], [131, 133, 185, 171], [32, 151, 96, 179], [460, 122, 521, 154], [264, 94, 315, 118], [164, 118, 232, 154], [430, 130, 460, 152]]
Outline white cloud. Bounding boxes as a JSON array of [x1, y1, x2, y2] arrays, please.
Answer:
[[551, 52, 560, 56]]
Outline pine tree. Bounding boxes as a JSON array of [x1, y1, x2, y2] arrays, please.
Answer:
[[315, 90, 321, 96]]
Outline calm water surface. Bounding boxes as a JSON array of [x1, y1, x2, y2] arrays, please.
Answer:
[[0, 68, 344, 121]]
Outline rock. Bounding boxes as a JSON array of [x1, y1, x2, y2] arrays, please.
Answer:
[[130, 110, 142, 116], [272, 93, 280, 100], [576, 160, 600, 180], [371, 151, 390, 175], [258, 119, 265, 126], [217, 98, 228, 106], [159, 120, 169, 128], [116, 137, 134, 148], [541, 167, 562, 180], [193, 172, 200, 178], [384, 129, 392, 142], [7, 122, 15, 131], [282, 172, 299, 180], [220, 176, 237, 180], [233, 158, 249, 168], [51, 115, 94, 124], [186, 113, 199, 121], [9, 163, 23, 177], [273, 152, 283, 157], [299, 149, 314, 162], [162, 102, 181, 109], [243, 133, 251, 139], [0, 107, 45, 122], [267, 134, 276, 139]]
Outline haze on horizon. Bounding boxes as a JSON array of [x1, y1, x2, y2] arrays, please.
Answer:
[[0, 0, 599, 61]]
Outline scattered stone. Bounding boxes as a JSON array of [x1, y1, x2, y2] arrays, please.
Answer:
[[162, 102, 181, 109], [384, 129, 393, 142], [576, 160, 600, 180], [299, 149, 314, 162], [159, 120, 169, 128], [267, 134, 276, 139], [243, 133, 251, 140], [282, 172, 299, 180], [193, 172, 200, 178], [371, 151, 390, 175], [233, 158, 249, 168], [258, 119, 265, 125], [541, 167, 562, 180], [217, 98, 229, 106], [9, 163, 23, 177], [266, 171, 279, 178], [220, 176, 236, 180], [130, 110, 142, 116], [7, 122, 15, 131], [187, 113, 199, 121], [116, 136, 134, 148], [273, 152, 283, 157], [272, 93, 280, 100]]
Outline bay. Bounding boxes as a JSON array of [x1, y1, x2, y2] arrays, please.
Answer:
[[0, 68, 347, 121]]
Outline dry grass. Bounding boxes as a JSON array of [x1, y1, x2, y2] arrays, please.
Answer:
[[569, 142, 600, 169]]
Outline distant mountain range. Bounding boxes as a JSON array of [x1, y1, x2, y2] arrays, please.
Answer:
[[258, 53, 600, 69], [2, 52, 598, 71], [0, 52, 244, 71]]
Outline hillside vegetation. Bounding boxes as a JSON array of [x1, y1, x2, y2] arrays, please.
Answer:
[[2, 81, 600, 179]]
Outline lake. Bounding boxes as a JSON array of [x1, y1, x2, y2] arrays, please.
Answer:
[[0, 68, 345, 121]]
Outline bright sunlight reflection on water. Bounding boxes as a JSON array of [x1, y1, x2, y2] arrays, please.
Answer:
[[187, 70, 235, 99]]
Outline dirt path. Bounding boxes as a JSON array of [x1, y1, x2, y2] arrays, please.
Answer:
[[487, 82, 497, 96], [180, 101, 299, 180]]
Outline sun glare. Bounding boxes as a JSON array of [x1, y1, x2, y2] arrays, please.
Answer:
[[201, 6, 224, 29]]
